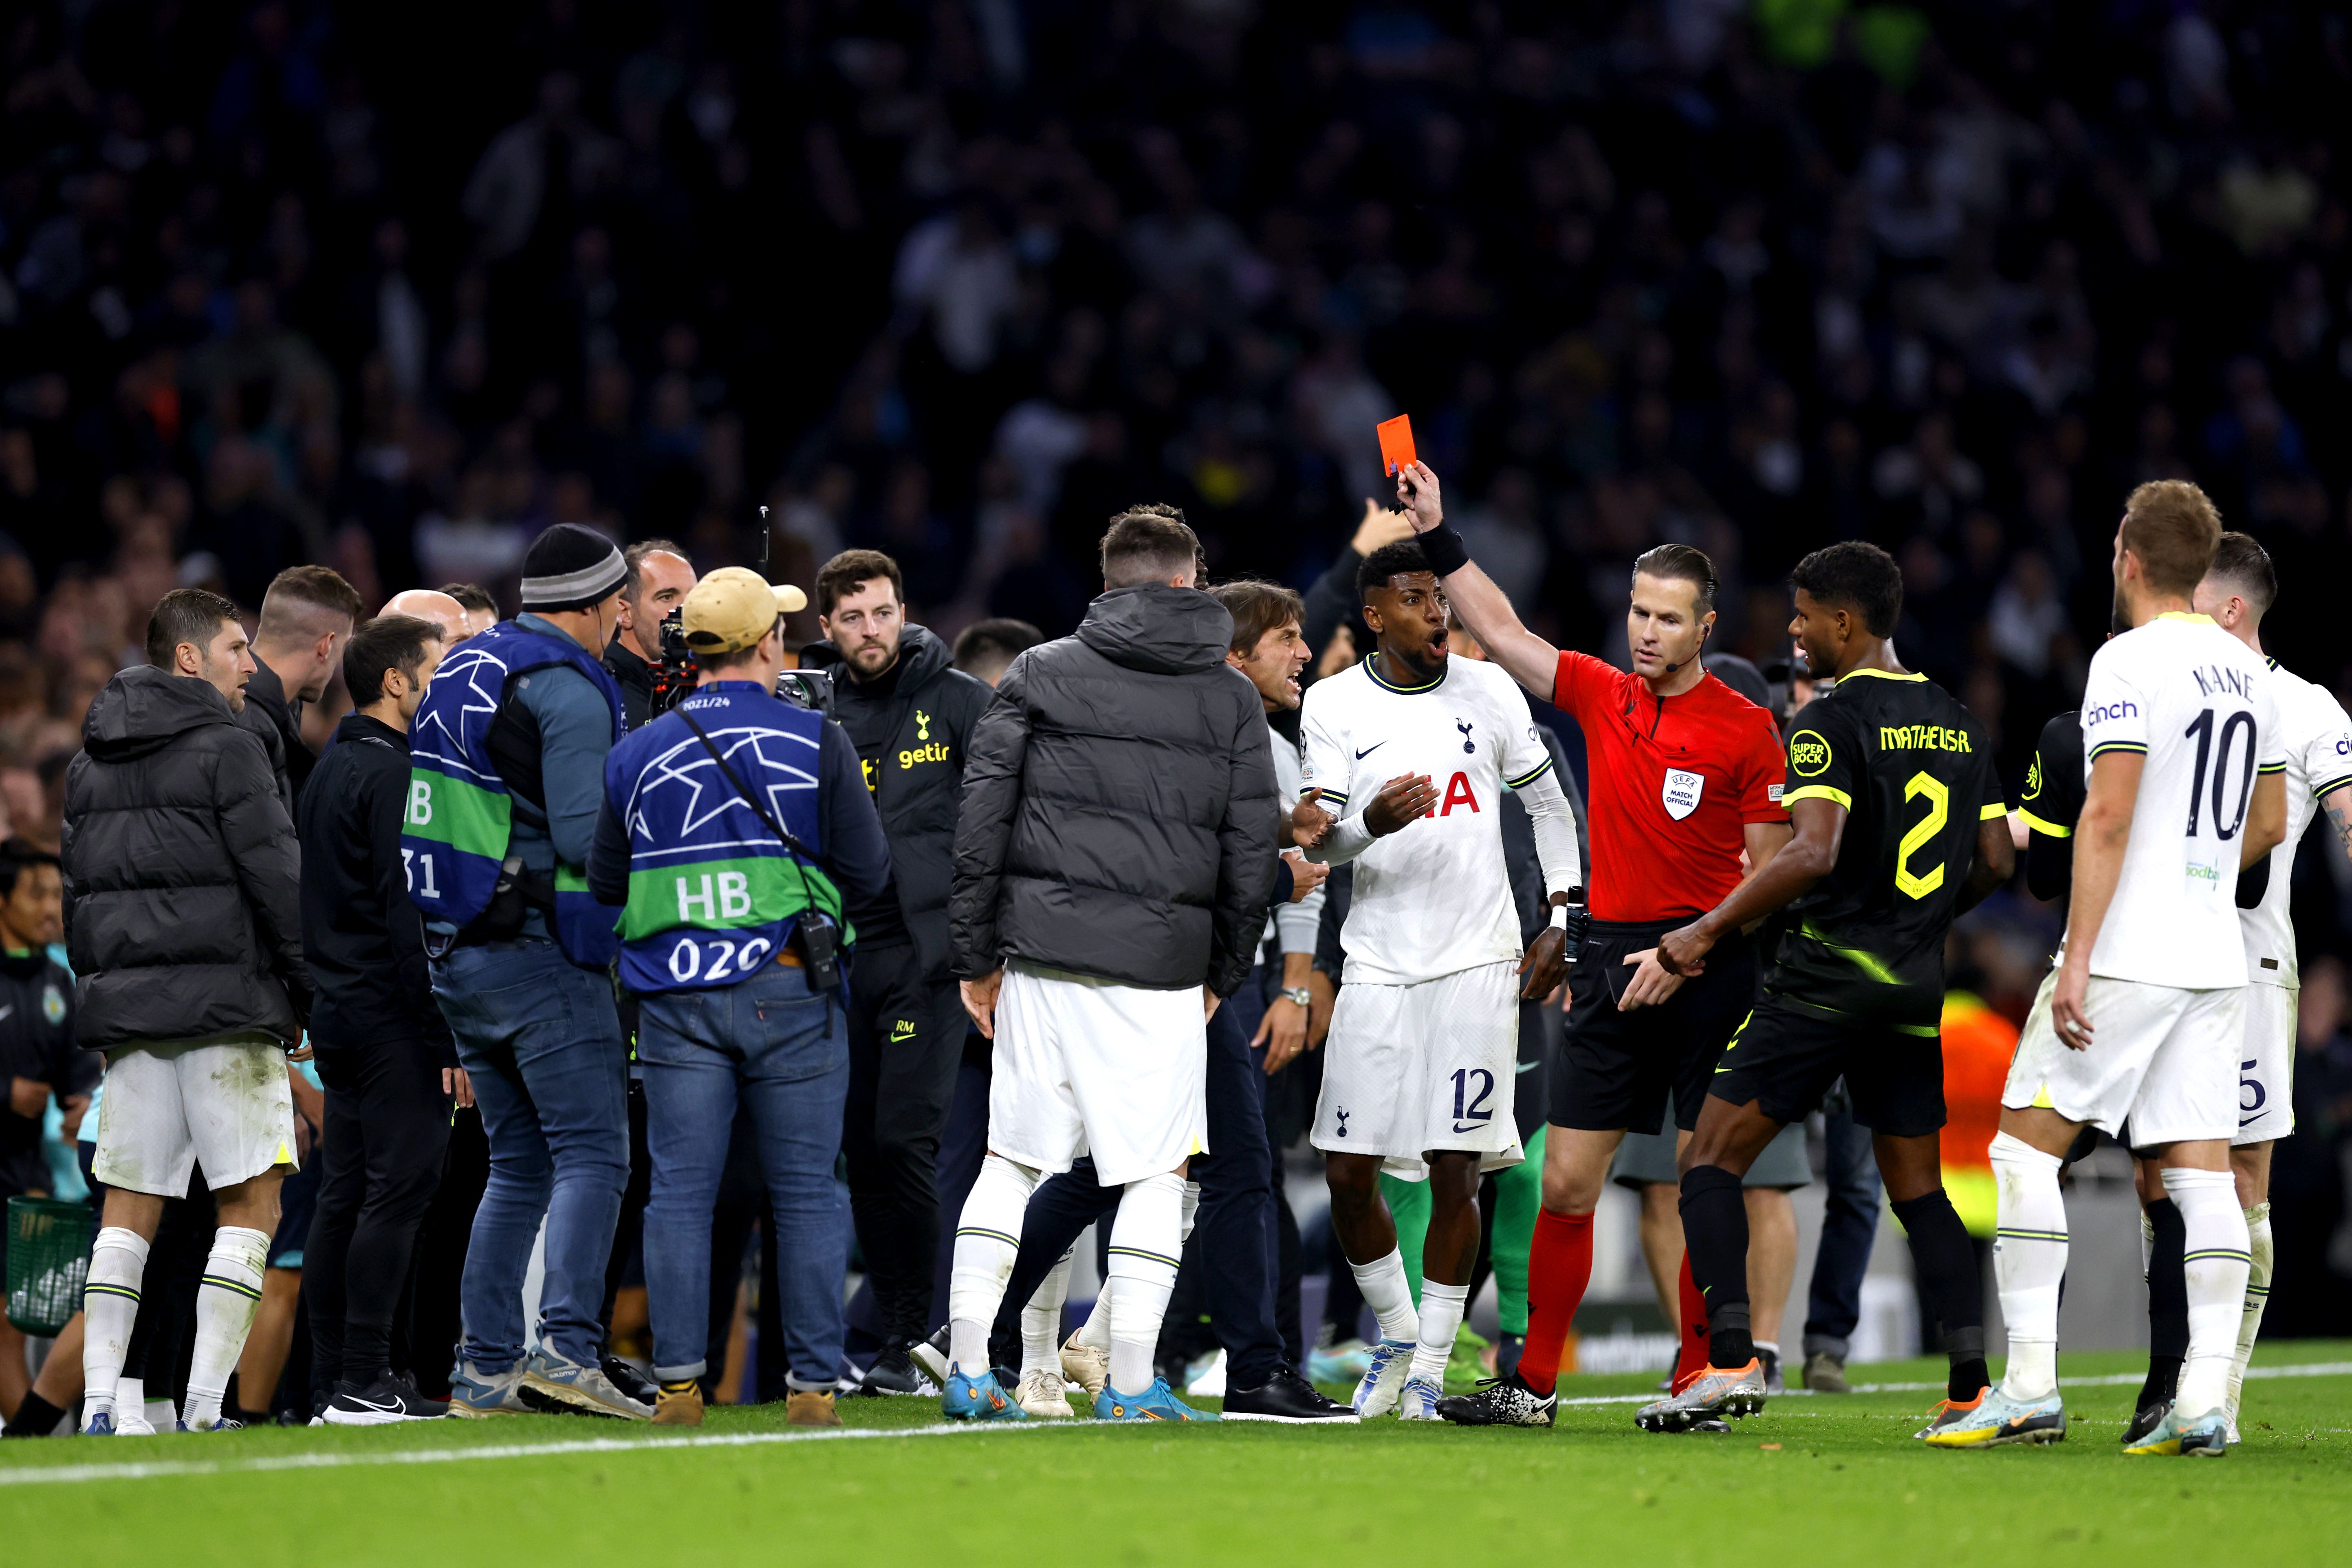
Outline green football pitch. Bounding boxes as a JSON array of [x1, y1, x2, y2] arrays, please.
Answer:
[[6, 1345, 2350, 1566]]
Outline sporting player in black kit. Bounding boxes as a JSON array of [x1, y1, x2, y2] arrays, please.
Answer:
[[1636, 541, 2016, 1435]]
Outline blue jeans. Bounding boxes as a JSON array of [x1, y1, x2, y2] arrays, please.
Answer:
[[434, 940, 629, 1371], [638, 963, 850, 1390], [1804, 1099, 1884, 1359]]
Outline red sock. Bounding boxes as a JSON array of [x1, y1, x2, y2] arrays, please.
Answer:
[[1517, 1209, 1594, 1396], [1673, 1249, 1711, 1390]]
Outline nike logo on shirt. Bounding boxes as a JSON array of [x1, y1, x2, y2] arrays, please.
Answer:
[[1354, 742, 1386, 759]]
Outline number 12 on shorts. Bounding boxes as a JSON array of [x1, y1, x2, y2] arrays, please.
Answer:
[[1451, 1068, 1495, 1133]]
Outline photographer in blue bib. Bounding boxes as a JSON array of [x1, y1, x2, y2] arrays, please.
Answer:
[[588, 567, 891, 1427], [401, 523, 639, 1418]]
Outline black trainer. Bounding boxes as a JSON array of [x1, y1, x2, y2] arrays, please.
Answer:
[[1436, 1371, 1556, 1428], [324, 1372, 450, 1425], [600, 1354, 658, 1408], [1223, 1366, 1360, 1423], [2122, 1401, 2170, 1447], [907, 1326, 951, 1389], [859, 1345, 934, 1397]]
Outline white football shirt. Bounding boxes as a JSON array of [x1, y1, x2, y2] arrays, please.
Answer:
[[1299, 654, 1555, 984], [2079, 612, 2284, 989], [2240, 659, 2352, 988]]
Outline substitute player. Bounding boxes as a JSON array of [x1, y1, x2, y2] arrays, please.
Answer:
[[1929, 482, 2286, 1456], [1639, 541, 2014, 1435], [1387, 464, 1789, 1429], [1293, 540, 1580, 1421]]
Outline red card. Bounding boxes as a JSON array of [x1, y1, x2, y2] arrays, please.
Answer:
[[1377, 414, 1416, 476]]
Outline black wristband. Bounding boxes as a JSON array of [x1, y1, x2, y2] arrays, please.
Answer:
[[1417, 523, 1471, 577]]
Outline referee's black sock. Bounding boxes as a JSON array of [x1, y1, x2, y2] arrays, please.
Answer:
[[2, 1390, 65, 1438], [1677, 1165, 1752, 1370], [2138, 1197, 2188, 1410], [1890, 1189, 1990, 1402]]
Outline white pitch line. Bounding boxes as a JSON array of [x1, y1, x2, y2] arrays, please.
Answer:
[[4, 1362, 2348, 1487]]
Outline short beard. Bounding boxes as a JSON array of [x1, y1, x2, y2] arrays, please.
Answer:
[[2110, 587, 2131, 637]]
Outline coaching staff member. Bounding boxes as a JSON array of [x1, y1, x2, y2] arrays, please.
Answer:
[[605, 540, 697, 729], [299, 614, 462, 1424], [799, 549, 991, 1395], [1388, 464, 1792, 1427]]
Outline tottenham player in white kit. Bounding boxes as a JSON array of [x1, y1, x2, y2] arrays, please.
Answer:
[[2189, 533, 2352, 1435], [1293, 540, 1581, 1421], [1931, 483, 2288, 1456]]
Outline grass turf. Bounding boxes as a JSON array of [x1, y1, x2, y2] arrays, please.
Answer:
[[5, 1343, 2350, 1566]]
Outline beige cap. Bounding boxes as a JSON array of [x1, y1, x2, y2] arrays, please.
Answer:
[[682, 568, 808, 654]]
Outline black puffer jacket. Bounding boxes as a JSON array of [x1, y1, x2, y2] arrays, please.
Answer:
[[62, 667, 313, 1049], [951, 584, 1280, 996], [802, 624, 994, 980]]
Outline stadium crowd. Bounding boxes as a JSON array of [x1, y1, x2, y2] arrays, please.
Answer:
[[6, 0, 2352, 1438]]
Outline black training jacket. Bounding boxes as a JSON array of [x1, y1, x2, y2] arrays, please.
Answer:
[[802, 624, 994, 981], [62, 667, 313, 1049], [950, 584, 1280, 997], [0, 948, 90, 1194], [297, 711, 457, 1066]]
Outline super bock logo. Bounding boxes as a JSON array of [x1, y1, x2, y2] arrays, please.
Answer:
[[1661, 767, 1704, 821]]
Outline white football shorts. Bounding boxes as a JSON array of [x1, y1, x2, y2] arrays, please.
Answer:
[[1312, 960, 1525, 1180], [987, 961, 1207, 1188], [2004, 972, 2242, 1147], [2233, 982, 2296, 1147], [91, 1034, 298, 1197]]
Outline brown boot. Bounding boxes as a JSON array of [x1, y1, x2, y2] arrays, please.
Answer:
[[784, 1390, 840, 1428], [652, 1384, 705, 1427]]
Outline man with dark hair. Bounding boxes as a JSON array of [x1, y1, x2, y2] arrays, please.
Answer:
[[606, 540, 696, 729], [404, 522, 642, 1419], [67, 588, 312, 1434], [952, 619, 1042, 687], [1649, 540, 2015, 1437], [299, 614, 460, 1423], [437, 584, 500, 640], [1292, 538, 1580, 1422], [247, 565, 363, 798], [1387, 465, 1791, 1428], [798, 547, 992, 1395], [0, 837, 89, 1434], [941, 509, 1279, 1423]]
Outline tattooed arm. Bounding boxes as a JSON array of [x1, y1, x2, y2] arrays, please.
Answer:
[[2324, 785, 2352, 861]]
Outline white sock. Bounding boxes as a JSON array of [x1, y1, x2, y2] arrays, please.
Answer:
[[1348, 1247, 1420, 1345], [145, 1396, 178, 1431], [2139, 1207, 2155, 1282], [1180, 1180, 1200, 1243], [947, 1154, 1040, 1373], [1408, 1281, 1468, 1385], [1105, 1172, 1186, 1396], [80, 1227, 149, 1420], [1990, 1132, 2068, 1401], [1021, 1249, 1075, 1378], [185, 1226, 270, 1429], [1076, 1282, 1112, 1352], [2163, 1167, 2250, 1419], [2230, 1200, 2272, 1417], [115, 1376, 142, 1423]]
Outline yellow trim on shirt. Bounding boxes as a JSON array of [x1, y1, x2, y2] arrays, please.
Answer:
[[1836, 667, 1927, 682], [1979, 801, 2010, 820], [2015, 808, 2073, 838], [1782, 784, 1852, 809]]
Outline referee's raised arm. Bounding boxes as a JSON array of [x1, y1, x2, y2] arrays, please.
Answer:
[[1390, 462, 1562, 704]]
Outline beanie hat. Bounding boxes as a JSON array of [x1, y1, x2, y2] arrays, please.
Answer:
[[519, 523, 627, 611]]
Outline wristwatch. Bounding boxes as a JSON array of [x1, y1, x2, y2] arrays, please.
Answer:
[[1282, 987, 1313, 1008]]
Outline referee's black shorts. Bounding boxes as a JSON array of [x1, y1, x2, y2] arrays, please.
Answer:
[[1550, 918, 1756, 1135], [1707, 992, 1946, 1139]]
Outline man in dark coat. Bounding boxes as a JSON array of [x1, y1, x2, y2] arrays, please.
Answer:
[[62, 588, 311, 1435], [937, 504, 1279, 1424], [800, 548, 995, 1394]]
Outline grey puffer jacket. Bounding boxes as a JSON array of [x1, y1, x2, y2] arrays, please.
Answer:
[[63, 667, 312, 1049], [950, 584, 1280, 996]]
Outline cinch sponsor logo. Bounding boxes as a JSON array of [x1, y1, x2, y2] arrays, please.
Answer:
[[1878, 724, 1972, 752], [2083, 700, 2138, 725], [899, 741, 951, 769]]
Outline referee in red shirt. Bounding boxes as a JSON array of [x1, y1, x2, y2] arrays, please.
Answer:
[[1385, 463, 1793, 1427]]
